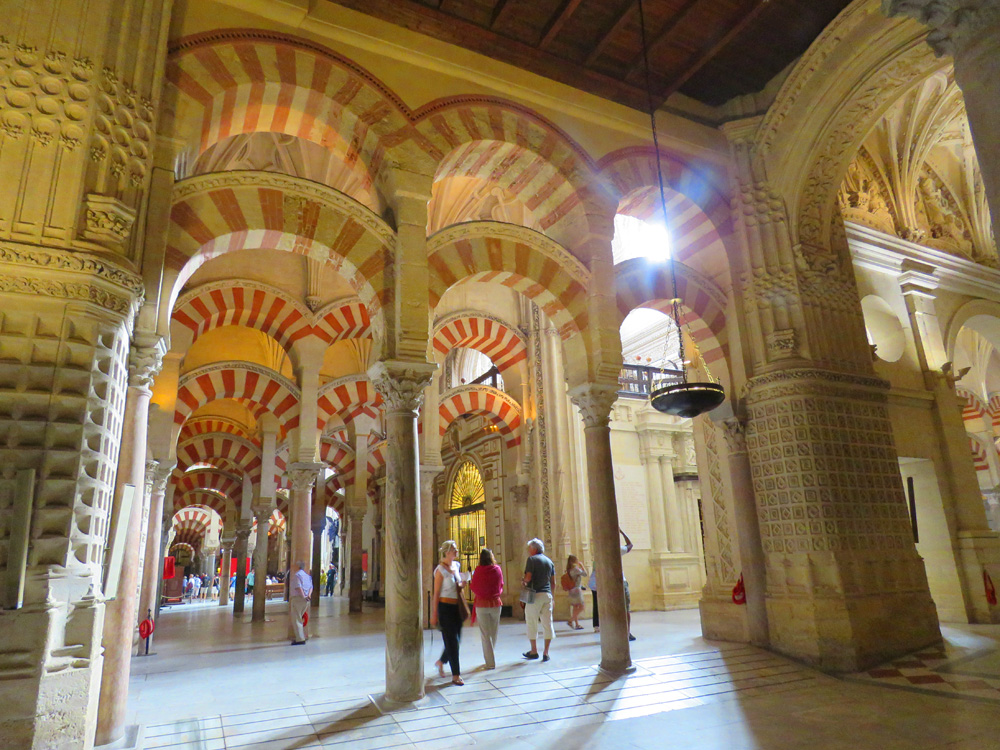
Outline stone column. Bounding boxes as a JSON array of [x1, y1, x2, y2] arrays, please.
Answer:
[[218, 541, 234, 607], [370, 360, 436, 703], [252, 501, 273, 623], [311, 495, 326, 608], [639, 438, 669, 553], [96, 342, 163, 745], [287, 463, 323, 577], [347, 426, 372, 613], [232, 524, 251, 615], [721, 417, 769, 647], [419, 465, 444, 627], [138, 462, 174, 640], [885, 0, 1000, 221], [658, 456, 686, 553], [569, 383, 632, 673]]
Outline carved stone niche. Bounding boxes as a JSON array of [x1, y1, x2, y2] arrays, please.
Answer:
[[83, 193, 136, 253]]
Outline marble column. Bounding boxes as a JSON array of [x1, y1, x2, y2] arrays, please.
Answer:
[[97, 342, 163, 745], [137, 461, 173, 640], [154, 494, 175, 620], [885, 0, 1000, 221], [419, 465, 444, 627], [232, 524, 251, 615], [287, 463, 323, 575], [311, 496, 326, 608], [252, 501, 273, 623], [569, 383, 631, 673], [639, 439, 669, 553], [721, 417, 770, 647], [370, 360, 436, 703], [348, 429, 371, 613], [658, 456, 686, 553], [218, 541, 234, 607]]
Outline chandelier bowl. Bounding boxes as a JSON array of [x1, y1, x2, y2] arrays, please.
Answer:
[[650, 381, 725, 418]]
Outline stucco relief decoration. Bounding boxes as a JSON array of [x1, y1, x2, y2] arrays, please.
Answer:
[[369, 361, 436, 414], [884, 0, 1000, 57], [128, 345, 164, 391], [839, 155, 897, 234], [702, 417, 736, 583], [568, 383, 619, 428]]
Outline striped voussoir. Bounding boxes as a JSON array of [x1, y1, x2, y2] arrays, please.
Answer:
[[989, 394, 1000, 433], [367, 439, 387, 480], [174, 491, 231, 518], [316, 375, 383, 430], [172, 282, 372, 351], [169, 542, 195, 558], [615, 257, 729, 371], [438, 384, 522, 449], [178, 416, 259, 445], [427, 221, 589, 340], [970, 436, 990, 472], [173, 469, 242, 508], [432, 313, 527, 372], [176, 433, 263, 483], [958, 387, 988, 424], [167, 172, 392, 316], [173, 508, 214, 548], [319, 438, 356, 491], [175, 362, 301, 436], [166, 32, 415, 185]]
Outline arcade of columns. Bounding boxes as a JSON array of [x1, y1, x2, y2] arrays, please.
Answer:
[[1, 0, 1000, 748]]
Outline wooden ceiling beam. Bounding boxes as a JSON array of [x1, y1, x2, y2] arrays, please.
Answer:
[[625, 0, 703, 81], [657, 0, 770, 100], [585, 0, 637, 68], [538, 0, 585, 49], [327, 0, 652, 110], [490, 0, 516, 28]]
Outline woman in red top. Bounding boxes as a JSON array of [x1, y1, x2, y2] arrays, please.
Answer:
[[470, 548, 504, 669]]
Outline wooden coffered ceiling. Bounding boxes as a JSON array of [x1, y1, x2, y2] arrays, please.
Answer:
[[323, 0, 854, 110]]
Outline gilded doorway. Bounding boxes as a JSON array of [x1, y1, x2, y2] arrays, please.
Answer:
[[448, 461, 487, 576]]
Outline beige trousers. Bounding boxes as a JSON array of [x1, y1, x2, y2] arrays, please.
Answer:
[[289, 595, 309, 642], [476, 606, 501, 669]]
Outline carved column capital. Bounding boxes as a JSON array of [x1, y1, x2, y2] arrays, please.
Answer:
[[569, 383, 619, 428], [144, 459, 159, 496], [234, 523, 253, 543], [721, 417, 748, 455], [368, 360, 436, 414], [252, 500, 274, 520], [884, 0, 1000, 57], [151, 462, 175, 496], [128, 343, 163, 391], [286, 462, 324, 492]]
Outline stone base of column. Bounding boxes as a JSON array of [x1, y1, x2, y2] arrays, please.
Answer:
[[957, 531, 1000, 624], [699, 584, 750, 643], [650, 553, 704, 611], [0, 600, 104, 750]]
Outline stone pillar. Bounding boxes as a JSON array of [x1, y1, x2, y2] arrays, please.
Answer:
[[287, 463, 323, 577], [885, 0, 1000, 221], [138, 462, 174, 641], [370, 360, 436, 703], [348, 427, 371, 613], [311, 496, 326, 608], [721, 417, 769, 647], [419, 465, 444, 627], [232, 524, 251, 615], [569, 384, 632, 673], [252, 501, 273, 623], [639, 438, 670, 553], [96, 342, 163, 745], [658, 456, 685, 553], [218, 541, 233, 607]]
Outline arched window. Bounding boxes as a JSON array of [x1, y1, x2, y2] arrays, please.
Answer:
[[448, 461, 487, 574]]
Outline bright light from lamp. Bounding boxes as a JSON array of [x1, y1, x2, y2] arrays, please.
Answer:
[[612, 214, 671, 265]]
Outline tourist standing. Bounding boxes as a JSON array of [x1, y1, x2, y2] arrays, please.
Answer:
[[588, 564, 599, 632], [620, 528, 636, 641], [325, 564, 337, 596], [289, 560, 312, 645], [431, 540, 465, 685], [470, 548, 504, 670], [190, 573, 202, 601], [522, 538, 556, 662], [563, 555, 587, 630]]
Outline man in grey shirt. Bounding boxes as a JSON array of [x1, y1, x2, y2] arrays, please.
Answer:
[[522, 538, 556, 662]]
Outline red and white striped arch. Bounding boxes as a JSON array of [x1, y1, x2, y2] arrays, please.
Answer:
[[989, 394, 1000, 434], [320, 438, 356, 487], [175, 362, 301, 437], [166, 32, 421, 184], [174, 469, 242, 503], [316, 376, 382, 429], [172, 508, 214, 548], [957, 388, 988, 424], [174, 491, 229, 517], [970, 437, 990, 473], [598, 147, 732, 266], [427, 222, 590, 340], [169, 541, 195, 558], [167, 173, 393, 317], [368, 440, 387, 478], [176, 433, 263, 482], [178, 416, 258, 445], [438, 385, 523, 449], [615, 258, 729, 374], [432, 313, 527, 372], [171, 282, 372, 352]]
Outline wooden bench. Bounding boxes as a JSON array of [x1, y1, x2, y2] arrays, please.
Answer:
[[265, 583, 285, 600]]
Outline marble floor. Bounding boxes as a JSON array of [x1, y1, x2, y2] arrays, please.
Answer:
[[127, 598, 1000, 749]]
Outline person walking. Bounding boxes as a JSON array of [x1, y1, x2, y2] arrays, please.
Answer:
[[588, 564, 599, 632], [324, 564, 337, 596], [522, 538, 556, 662], [470, 548, 504, 670], [430, 540, 465, 685], [620, 528, 637, 641], [289, 560, 312, 645], [563, 555, 587, 630]]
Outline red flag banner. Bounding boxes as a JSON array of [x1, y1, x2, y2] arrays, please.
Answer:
[[732, 573, 746, 605], [985, 569, 997, 606], [163, 556, 175, 580]]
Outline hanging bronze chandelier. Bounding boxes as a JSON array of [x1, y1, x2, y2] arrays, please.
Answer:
[[637, 0, 725, 419]]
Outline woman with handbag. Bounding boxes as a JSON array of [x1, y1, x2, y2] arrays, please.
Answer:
[[430, 540, 466, 685], [563, 555, 587, 630], [470, 548, 504, 669]]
